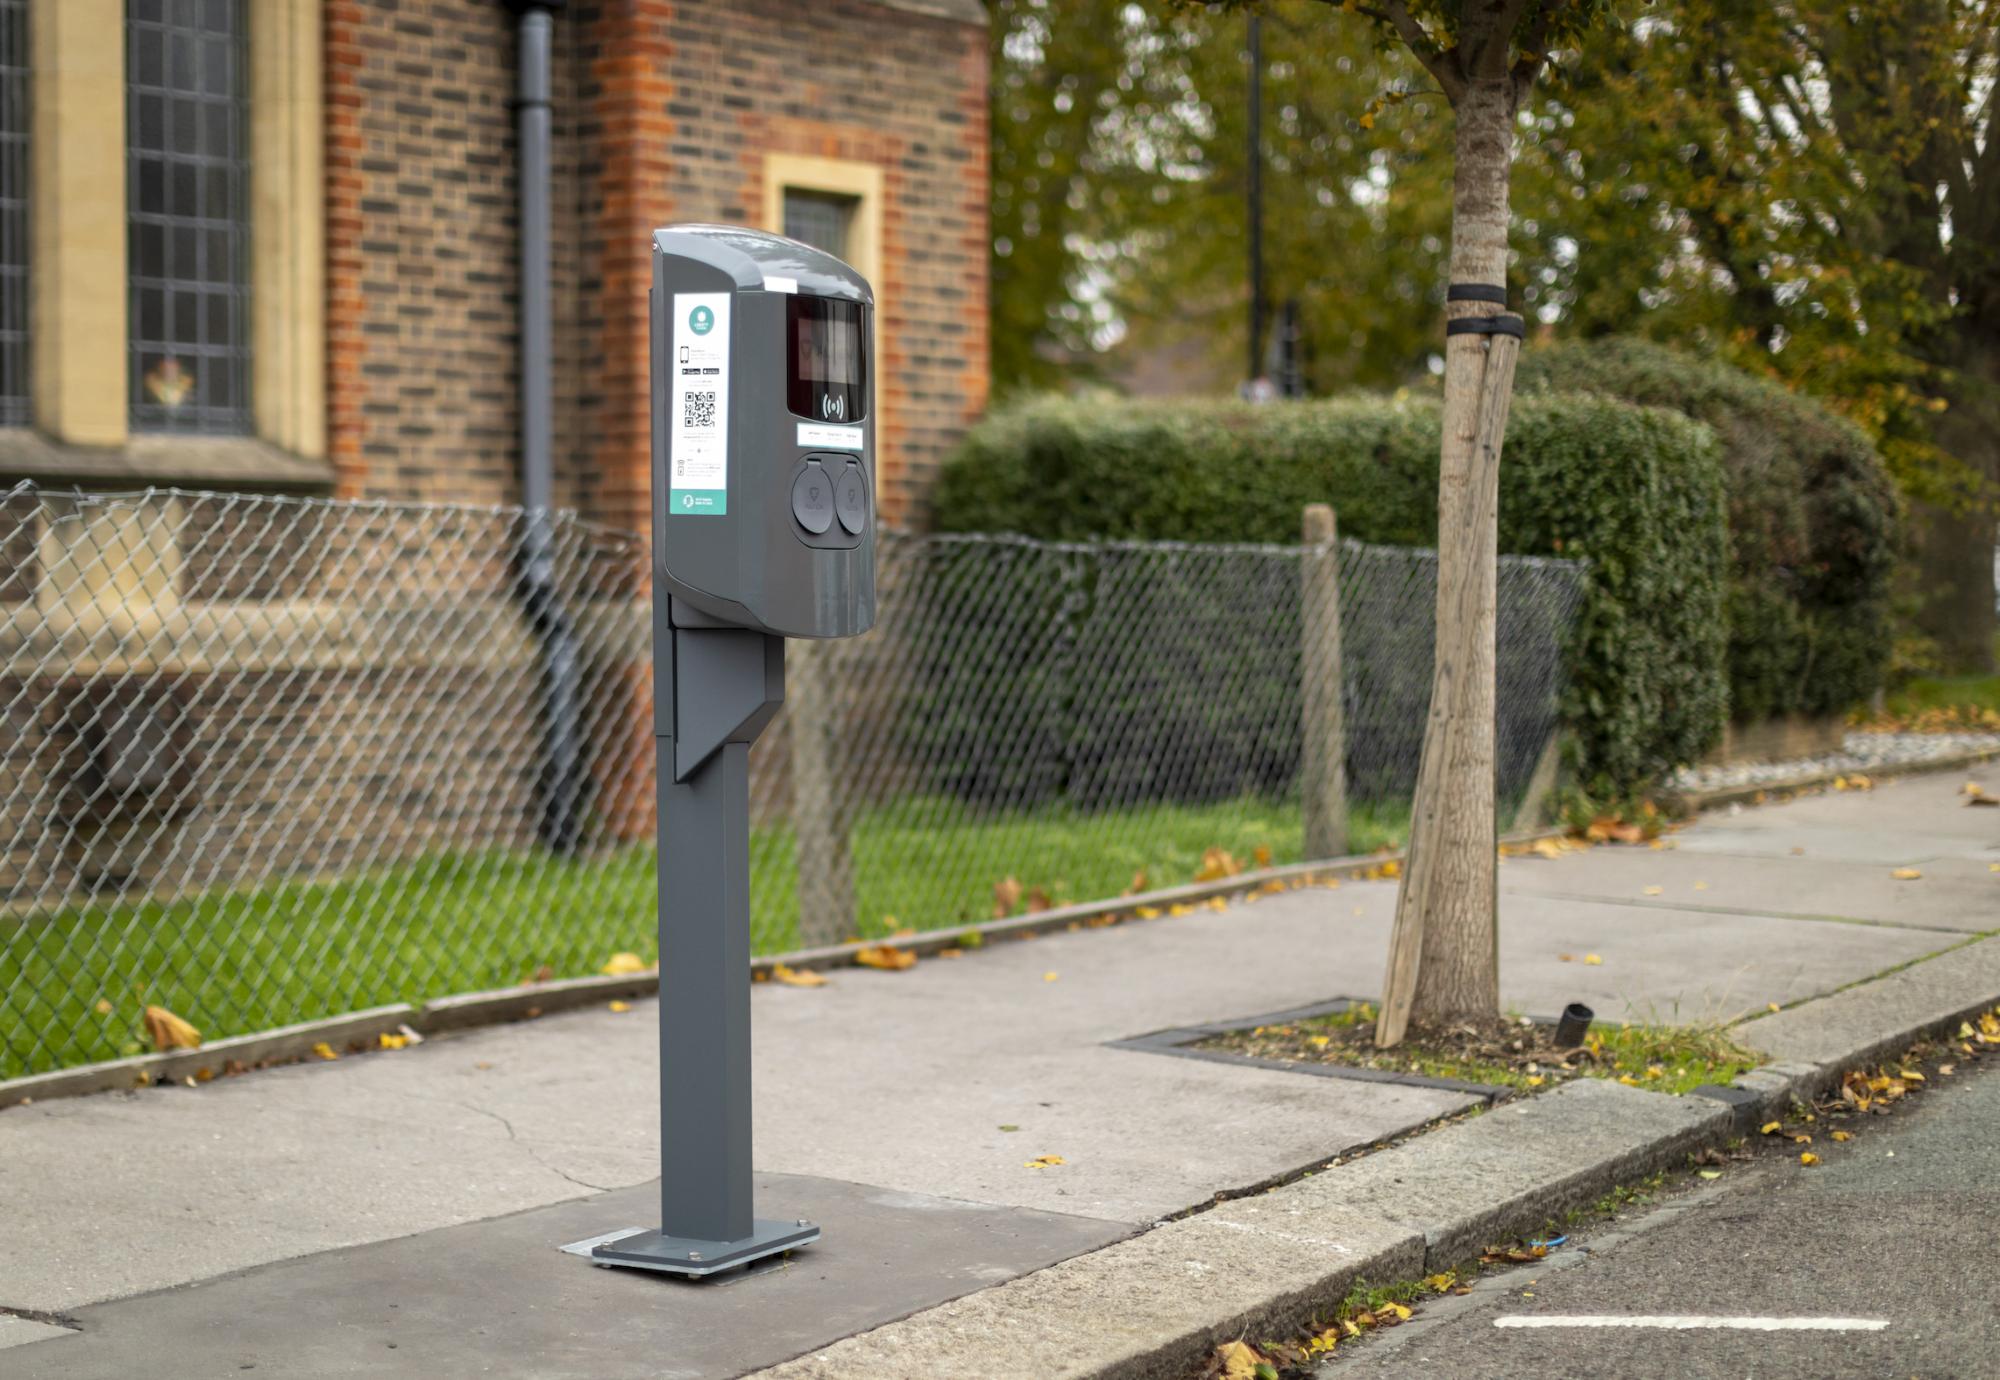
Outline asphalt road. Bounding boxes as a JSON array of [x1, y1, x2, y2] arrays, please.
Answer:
[[1329, 1055, 2000, 1380]]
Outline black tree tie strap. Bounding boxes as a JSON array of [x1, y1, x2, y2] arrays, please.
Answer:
[[1445, 283, 1509, 305], [1445, 314, 1526, 339]]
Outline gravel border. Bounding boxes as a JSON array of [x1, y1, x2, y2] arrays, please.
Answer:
[[1668, 731, 2000, 800]]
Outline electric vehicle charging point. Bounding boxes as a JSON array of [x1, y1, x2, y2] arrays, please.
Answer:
[[569, 225, 875, 1279]]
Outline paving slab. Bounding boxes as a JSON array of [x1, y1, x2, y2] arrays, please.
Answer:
[[1708, 760, 2000, 841], [1737, 934, 2000, 1080], [0, 1318, 74, 1354], [1, 1176, 1129, 1380], [1247, 1079, 1731, 1271], [1666, 821, 1960, 867], [755, 1203, 1423, 1380], [1500, 846, 2000, 933]]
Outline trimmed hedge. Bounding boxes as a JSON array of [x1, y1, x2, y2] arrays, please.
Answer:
[[932, 392, 1731, 795], [1516, 338, 1898, 723]]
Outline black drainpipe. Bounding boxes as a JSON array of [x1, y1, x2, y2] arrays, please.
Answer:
[[508, 0, 584, 853]]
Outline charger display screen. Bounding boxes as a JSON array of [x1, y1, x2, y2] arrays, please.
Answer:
[[787, 296, 868, 423]]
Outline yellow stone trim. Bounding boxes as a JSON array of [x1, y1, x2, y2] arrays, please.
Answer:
[[250, 0, 326, 460], [23, 0, 325, 462], [30, 0, 128, 447], [762, 153, 888, 473], [761, 153, 884, 288]]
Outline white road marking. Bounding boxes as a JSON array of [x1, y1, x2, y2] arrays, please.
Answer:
[[1495, 1315, 1889, 1332]]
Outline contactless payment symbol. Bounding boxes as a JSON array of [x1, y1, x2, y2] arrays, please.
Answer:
[[689, 305, 715, 335]]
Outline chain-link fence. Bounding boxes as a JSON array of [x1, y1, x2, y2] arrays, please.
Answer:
[[0, 485, 1586, 1079]]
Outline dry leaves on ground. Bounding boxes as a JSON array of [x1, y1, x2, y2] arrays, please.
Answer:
[[142, 1005, 201, 1051], [992, 875, 1022, 918], [771, 963, 829, 987], [1194, 848, 1243, 882], [855, 945, 917, 972], [600, 952, 649, 976]]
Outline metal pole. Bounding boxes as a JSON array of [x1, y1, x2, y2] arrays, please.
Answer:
[[658, 733, 753, 1242], [582, 623, 818, 1275], [1246, 12, 1264, 385], [512, 1, 585, 853]]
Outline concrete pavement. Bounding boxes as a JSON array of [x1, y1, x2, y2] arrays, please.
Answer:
[[1, 763, 1995, 1376]]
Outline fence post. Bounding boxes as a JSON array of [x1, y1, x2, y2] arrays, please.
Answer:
[[789, 639, 854, 947], [1301, 503, 1348, 859]]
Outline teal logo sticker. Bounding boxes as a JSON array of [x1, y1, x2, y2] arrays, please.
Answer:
[[689, 305, 715, 335]]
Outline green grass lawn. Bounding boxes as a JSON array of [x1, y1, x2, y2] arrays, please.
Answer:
[[1878, 671, 2000, 721], [3, 794, 1412, 1079]]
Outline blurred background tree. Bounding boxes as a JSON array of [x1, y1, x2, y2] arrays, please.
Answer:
[[985, 0, 1999, 669]]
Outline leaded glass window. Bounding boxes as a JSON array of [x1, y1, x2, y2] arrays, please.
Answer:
[[127, 0, 250, 434], [784, 190, 855, 262], [0, 0, 28, 426]]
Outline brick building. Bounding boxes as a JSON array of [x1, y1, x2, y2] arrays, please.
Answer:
[[0, 0, 990, 912], [1, 0, 991, 532]]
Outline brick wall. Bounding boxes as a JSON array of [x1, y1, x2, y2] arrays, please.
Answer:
[[327, 0, 989, 531], [574, 0, 989, 534]]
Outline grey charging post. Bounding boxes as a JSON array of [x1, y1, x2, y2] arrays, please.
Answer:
[[578, 225, 875, 1278]]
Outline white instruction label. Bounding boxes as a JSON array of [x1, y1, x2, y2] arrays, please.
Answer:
[[797, 422, 864, 452], [670, 293, 731, 515]]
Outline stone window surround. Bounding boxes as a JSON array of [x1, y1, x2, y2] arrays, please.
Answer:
[[762, 150, 885, 459], [10, 0, 326, 491]]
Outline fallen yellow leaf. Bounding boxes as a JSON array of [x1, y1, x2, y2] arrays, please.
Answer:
[[378, 1031, 411, 1049], [1643, 885, 1664, 896], [1043, 971, 1059, 983], [142, 1005, 201, 1052], [1525, 1075, 1544, 1087], [1135, 905, 1163, 919], [1768, 1002, 1782, 1013], [1193, 847, 1241, 882], [992, 875, 1023, 918], [1831, 1130, 1851, 1142], [607, 1000, 632, 1013], [855, 945, 916, 971], [1206, 897, 1228, 912], [1760, 1121, 1782, 1135], [1891, 868, 1923, 881], [600, 952, 648, 976], [1698, 1169, 1721, 1180], [1583, 954, 1603, 966], [772, 963, 829, 987], [1214, 1339, 1262, 1380], [1023, 1154, 1066, 1169], [1799, 1152, 1819, 1166], [311, 1041, 339, 1061], [1617, 1074, 1639, 1086]]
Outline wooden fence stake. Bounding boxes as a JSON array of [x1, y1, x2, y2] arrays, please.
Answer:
[[1301, 503, 1348, 860]]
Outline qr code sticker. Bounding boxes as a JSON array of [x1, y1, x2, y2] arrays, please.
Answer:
[[683, 390, 718, 429]]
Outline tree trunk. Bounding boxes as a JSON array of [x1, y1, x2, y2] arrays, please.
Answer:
[[1377, 77, 1517, 1045], [1910, 501, 1997, 676], [1911, 346, 1999, 676]]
